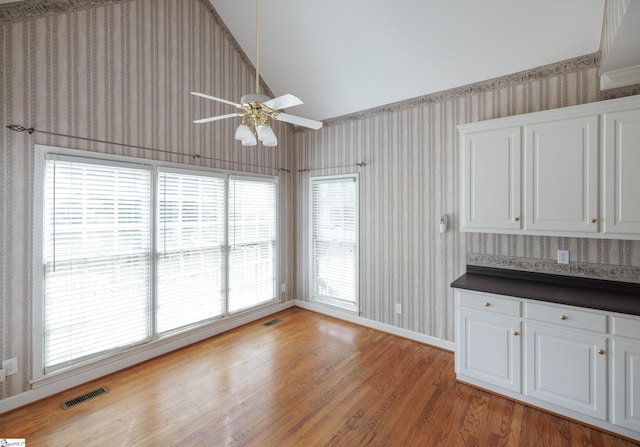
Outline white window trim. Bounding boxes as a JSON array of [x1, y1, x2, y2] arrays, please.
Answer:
[[309, 173, 359, 314], [33, 144, 280, 382]]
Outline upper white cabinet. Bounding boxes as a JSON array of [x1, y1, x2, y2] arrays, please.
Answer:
[[525, 116, 599, 234], [462, 127, 521, 231], [459, 95, 640, 239], [603, 108, 640, 236]]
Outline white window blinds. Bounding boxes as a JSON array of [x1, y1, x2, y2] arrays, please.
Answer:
[[44, 155, 151, 371], [157, 170, 226, 333], [228, 177, 277, 313], [37, 147, 279, 377], [311, 176, 358, 310]]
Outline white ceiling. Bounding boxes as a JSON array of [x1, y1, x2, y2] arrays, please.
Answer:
[[209, 0, 606, 121]]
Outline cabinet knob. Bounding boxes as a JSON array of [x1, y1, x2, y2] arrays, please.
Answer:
[[590, 218, 597, 223], [597, 349, 605, 355], [513, 217, 520, 222], [484, 302, 491, 307], [513, 331, 519, 336], [560, 315, 567, 320]]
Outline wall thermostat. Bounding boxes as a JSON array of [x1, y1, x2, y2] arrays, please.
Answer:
[[439, 214, 448, 233]]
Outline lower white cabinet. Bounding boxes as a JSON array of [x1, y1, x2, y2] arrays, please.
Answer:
[[457, 310, 521, 392], [612, 316, 640, 432], [525, 323, 607, 420], [454, 289, 640, 441]]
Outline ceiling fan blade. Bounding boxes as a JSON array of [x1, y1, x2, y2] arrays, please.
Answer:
[[276, 112, 323, 130], [262, 94, 304, 111], [193, 113, 243, 124], [191, 92, 243, 109]]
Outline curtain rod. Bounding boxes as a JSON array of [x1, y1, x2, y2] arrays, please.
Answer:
[[298, 162, 367, 173], [5, 124, 291, 173]]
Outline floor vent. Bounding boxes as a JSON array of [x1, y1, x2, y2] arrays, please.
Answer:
[[61, 386, 109, 410], [264, 318, 282, 327]]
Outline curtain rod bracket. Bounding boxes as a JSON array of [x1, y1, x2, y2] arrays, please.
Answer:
[[6, 124, 35, 134]]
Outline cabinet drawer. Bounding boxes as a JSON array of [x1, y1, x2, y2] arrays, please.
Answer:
[[525, 301, 607, 333], [612, 315, 640, 340], [457, 290, 521, 317]]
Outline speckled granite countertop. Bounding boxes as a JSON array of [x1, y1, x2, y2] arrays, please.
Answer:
[[451, 265, 640, 316]]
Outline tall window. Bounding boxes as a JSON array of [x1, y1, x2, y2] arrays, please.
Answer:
[[311, 175, 358, 311], [157, 169, 226, 333], [43, 155, 152, 371], [37, 148, 278, 375], [228, 177, 277, 313]]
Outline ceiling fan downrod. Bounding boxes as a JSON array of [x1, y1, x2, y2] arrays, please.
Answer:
[[255, 0, 260, 95]]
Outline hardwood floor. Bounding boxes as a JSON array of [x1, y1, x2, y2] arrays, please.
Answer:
[[0, 307, 638, 446]]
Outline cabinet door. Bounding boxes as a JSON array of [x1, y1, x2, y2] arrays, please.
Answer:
[[457, 309, 521, 392], [526, 323, 607, 420], [612, 339, 640, 432], [461, 127, 522, 232], [525, 116, 599, 233], [603, 108, 640, 236]]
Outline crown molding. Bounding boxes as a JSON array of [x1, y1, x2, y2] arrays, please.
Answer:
[[600, 64, 640, 90], [318, 52, 600, 129]]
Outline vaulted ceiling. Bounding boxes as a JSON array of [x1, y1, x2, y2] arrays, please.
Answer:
[[209, 0, 606, 121]]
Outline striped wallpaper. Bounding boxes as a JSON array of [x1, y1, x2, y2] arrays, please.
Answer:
[[1, 0, 640, 404], [294, 54, 640, 345], [0, 0, 295, 400]]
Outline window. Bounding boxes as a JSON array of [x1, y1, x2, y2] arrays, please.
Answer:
[[36, 147, 278, 376], [157, 169, 226, 333], [311, 175, 358, 311], [228, 177, 277, 313], [42, 155, 152, 371]]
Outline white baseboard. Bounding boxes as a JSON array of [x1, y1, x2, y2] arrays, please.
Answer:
[[0, 299, 453, 415], [293, 299, 455, 352], [0, 301, 295, 415]]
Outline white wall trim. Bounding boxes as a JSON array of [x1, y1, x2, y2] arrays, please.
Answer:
[[0, 301, 295, 415], [293, 300, 455, 352], [601, 64, 640, 90], [0, 300, 453, 415]]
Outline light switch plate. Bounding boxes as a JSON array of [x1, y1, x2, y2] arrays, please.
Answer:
[[557, 250, 570, 265]]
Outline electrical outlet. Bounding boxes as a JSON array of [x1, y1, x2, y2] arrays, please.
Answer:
[[2, 358, 18, 376], [395, 303, 402, 314], [280, 283, 286, 293]]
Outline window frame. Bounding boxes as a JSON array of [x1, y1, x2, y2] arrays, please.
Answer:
[[33, 145, 279, 379], [309, 173, 359, 313]]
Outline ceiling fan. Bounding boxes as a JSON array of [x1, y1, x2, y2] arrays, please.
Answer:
[[191, 0, 323, 147]]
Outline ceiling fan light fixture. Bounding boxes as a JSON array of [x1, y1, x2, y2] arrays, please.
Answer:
[[235, 123, 254, 141], [189, 0, 322, 145], [256, 124, 276, 142], [241, 134, 258, 146], [263, 140, 277, 147]]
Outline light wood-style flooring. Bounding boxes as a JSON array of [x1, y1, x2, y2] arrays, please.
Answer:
[[0, 307, 638, 446]]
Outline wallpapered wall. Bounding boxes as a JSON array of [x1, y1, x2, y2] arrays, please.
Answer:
[[293, 53, 640, 344], [0, 0, 295, 399], [1, 0, 640, 404]]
